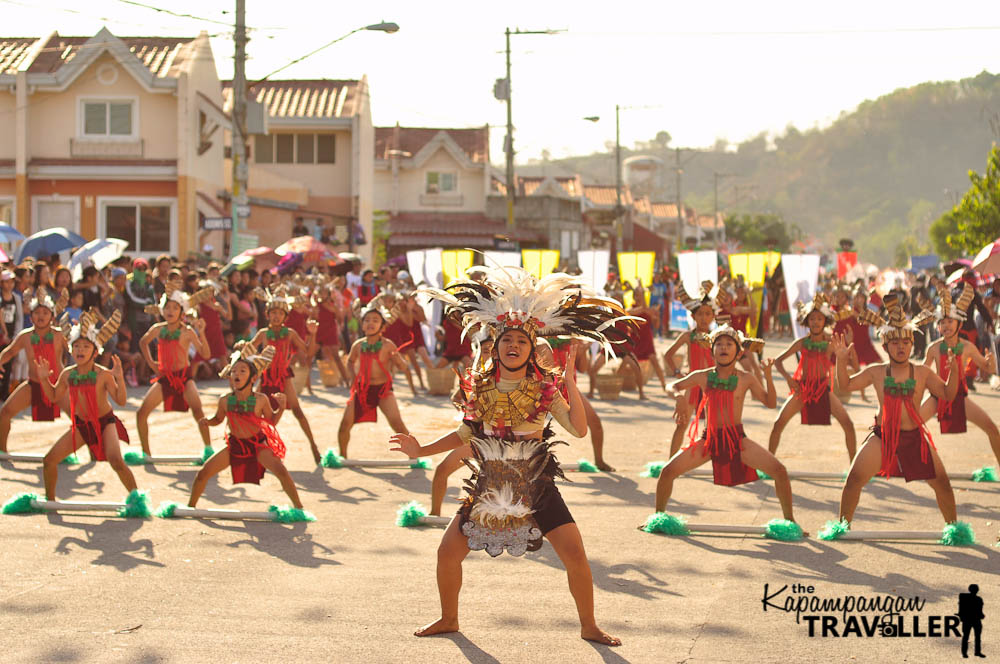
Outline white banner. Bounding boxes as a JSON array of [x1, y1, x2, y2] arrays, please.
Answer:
[[577, 249, 610, 294], [781, 254, 820, 339], [483, 250, 522, 268], [677, 250, 718, 297], [407, 248, 445, 338]]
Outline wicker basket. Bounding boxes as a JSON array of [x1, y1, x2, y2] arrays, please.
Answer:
[[621, 359, 655, 391], [291, 365, 309, 394], [426, 367, 456, 396], [317, 359, 342, 387], [594, 374, 624, 400]]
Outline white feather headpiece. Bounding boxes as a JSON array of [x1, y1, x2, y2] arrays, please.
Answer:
[[420, 266, 636, 357]]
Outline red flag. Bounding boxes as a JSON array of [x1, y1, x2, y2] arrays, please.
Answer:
[[837, 252, 858, 279]]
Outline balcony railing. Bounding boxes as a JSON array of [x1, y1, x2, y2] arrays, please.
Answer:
[[70, 138, 145, 159]]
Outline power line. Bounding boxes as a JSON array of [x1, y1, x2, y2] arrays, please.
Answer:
[[114, 0, 235, 28]]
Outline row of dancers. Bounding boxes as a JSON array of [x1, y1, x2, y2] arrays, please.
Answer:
[[2, 267, 998, 645]]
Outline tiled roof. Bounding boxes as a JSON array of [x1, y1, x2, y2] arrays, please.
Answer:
[[582, 184, 633, 208], [375, 125, 489, 163], [387, 212, 541, 246], [23, 35, 195, 77], [223, 80, 361, 119], [0, 38, 39, 74], [518, 175, 582, 198], [694, 213, 724, 229]]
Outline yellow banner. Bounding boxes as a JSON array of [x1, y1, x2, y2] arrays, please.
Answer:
[[441, 249, 474, 286], [617, 251, 655, 308], [521, 249, 560, 279], [727, 251, 780, 287]]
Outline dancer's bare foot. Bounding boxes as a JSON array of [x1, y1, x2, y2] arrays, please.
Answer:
[[582, 626, 621, 646], [596, 460, 616, 472], [311, 446, 322, 466], [415, 617, 459, 637]]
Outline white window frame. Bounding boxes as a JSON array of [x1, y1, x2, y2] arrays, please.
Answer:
[[425, 170, 459, 194], [0, 197, 16, 228], [31, 195, 80, 234], [97, 196, 177, 258], [77, 95, 140, 141]]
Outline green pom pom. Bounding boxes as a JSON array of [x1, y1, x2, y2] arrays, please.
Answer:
[[154, 501, 180, 518], [818, 518, 850, 541], [268, 505, 316, 523], [576, 459, 599, 473], [395, 500, 429, 527], [2, 492, 43, 515], [59, 453, 81, 465], [641, 512, 690, 535], [972, 466, 999, 482], [320, 449, 344, 468], [123, 451, 147, 466], [756, 469, 773, 481], [409, 458, 432, 470], [194, 447, 215, 466], [640, 461, 667, 478], [763, 518, 804, 542], [940, 521, 976, 547], [117, 489, 152, 518]]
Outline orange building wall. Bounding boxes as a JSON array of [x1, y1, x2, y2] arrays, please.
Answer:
[[28, 180, 177, 239]]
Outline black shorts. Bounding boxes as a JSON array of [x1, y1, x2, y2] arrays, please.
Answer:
[[532, 483, 575, 534]]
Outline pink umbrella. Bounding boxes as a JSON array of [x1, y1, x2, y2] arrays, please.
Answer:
[[233, 246, 279, 272], [0, 246, 9, 263], [973, 239, 1000, 275], [275, 236, 341, 265]]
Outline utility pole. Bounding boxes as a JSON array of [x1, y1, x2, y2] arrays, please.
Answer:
[[674, 147, 683, 251], [614, 103, 622, 254], [230, 0, 248, 259], [713, 172, 733, 248], [498, 28, 563, 234], [504, 28, 514, 232]]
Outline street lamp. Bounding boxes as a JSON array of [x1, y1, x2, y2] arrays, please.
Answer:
[[230, 20, 400, 259], [497, 27, 565, 233], [584, 108, 623, 253]]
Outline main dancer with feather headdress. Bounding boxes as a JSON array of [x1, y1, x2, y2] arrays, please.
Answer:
[[390, 266, 631, 646]]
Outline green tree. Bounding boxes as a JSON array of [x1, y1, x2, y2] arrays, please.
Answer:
[[929, 210, 963, 259], [936, 144, 1000, 255], [724, 213, 792, 252]]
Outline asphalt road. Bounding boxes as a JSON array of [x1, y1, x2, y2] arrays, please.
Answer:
[[1, 339, 997, 663]]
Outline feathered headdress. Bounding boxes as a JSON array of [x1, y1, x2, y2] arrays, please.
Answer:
[[708, 324, 764, 355], [68, 309, 121, 352], [146, 281, 216, 317], [28, 286, 57, 312], [936, 282, 974, 321], [354, 296, 393, 325], [676, 280, 719, 313], [858, 292, 934, 342], [796, 291, 835, 325], [421, 266, 634, 356], [219, 340, 275, 379], [255, 286, 294, 313]]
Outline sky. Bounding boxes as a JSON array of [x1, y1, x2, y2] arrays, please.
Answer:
[[4, 0, 1000, 167]]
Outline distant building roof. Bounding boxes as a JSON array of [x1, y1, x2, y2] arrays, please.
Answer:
[[0, 33, 200, 77], [518, 175, 582, 198], [582, 184, 633, 208], [223, 79, 363, 119], [375, 125, 489, 164]]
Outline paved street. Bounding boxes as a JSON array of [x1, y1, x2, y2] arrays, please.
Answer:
[[1, 341, 998, 663]]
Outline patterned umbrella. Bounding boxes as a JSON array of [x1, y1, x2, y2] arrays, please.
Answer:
[[14, 227, 87, 262], [275, 236, 340, 265]]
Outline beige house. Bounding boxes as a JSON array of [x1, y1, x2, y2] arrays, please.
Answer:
[[223, 79, 374, 263], [375, 125, 540, 255], [0, 28, 229, 259]]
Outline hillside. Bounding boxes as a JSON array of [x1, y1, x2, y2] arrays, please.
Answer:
[[521, 70, 1000, 265]]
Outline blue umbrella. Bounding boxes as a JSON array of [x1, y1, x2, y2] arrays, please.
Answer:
[[14, 227, 88, 263], [0, 223, 25, 243]]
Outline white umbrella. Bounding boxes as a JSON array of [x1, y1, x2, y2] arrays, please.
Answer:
[[68, 238, 129, 281]]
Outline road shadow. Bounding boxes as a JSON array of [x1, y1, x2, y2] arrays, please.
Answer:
[[294, 466, 380, 505], [433, 632, 502, 664], [528, 545, 682, 601], [205, 519, 341, 568], [48, 514, 162, 571]]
